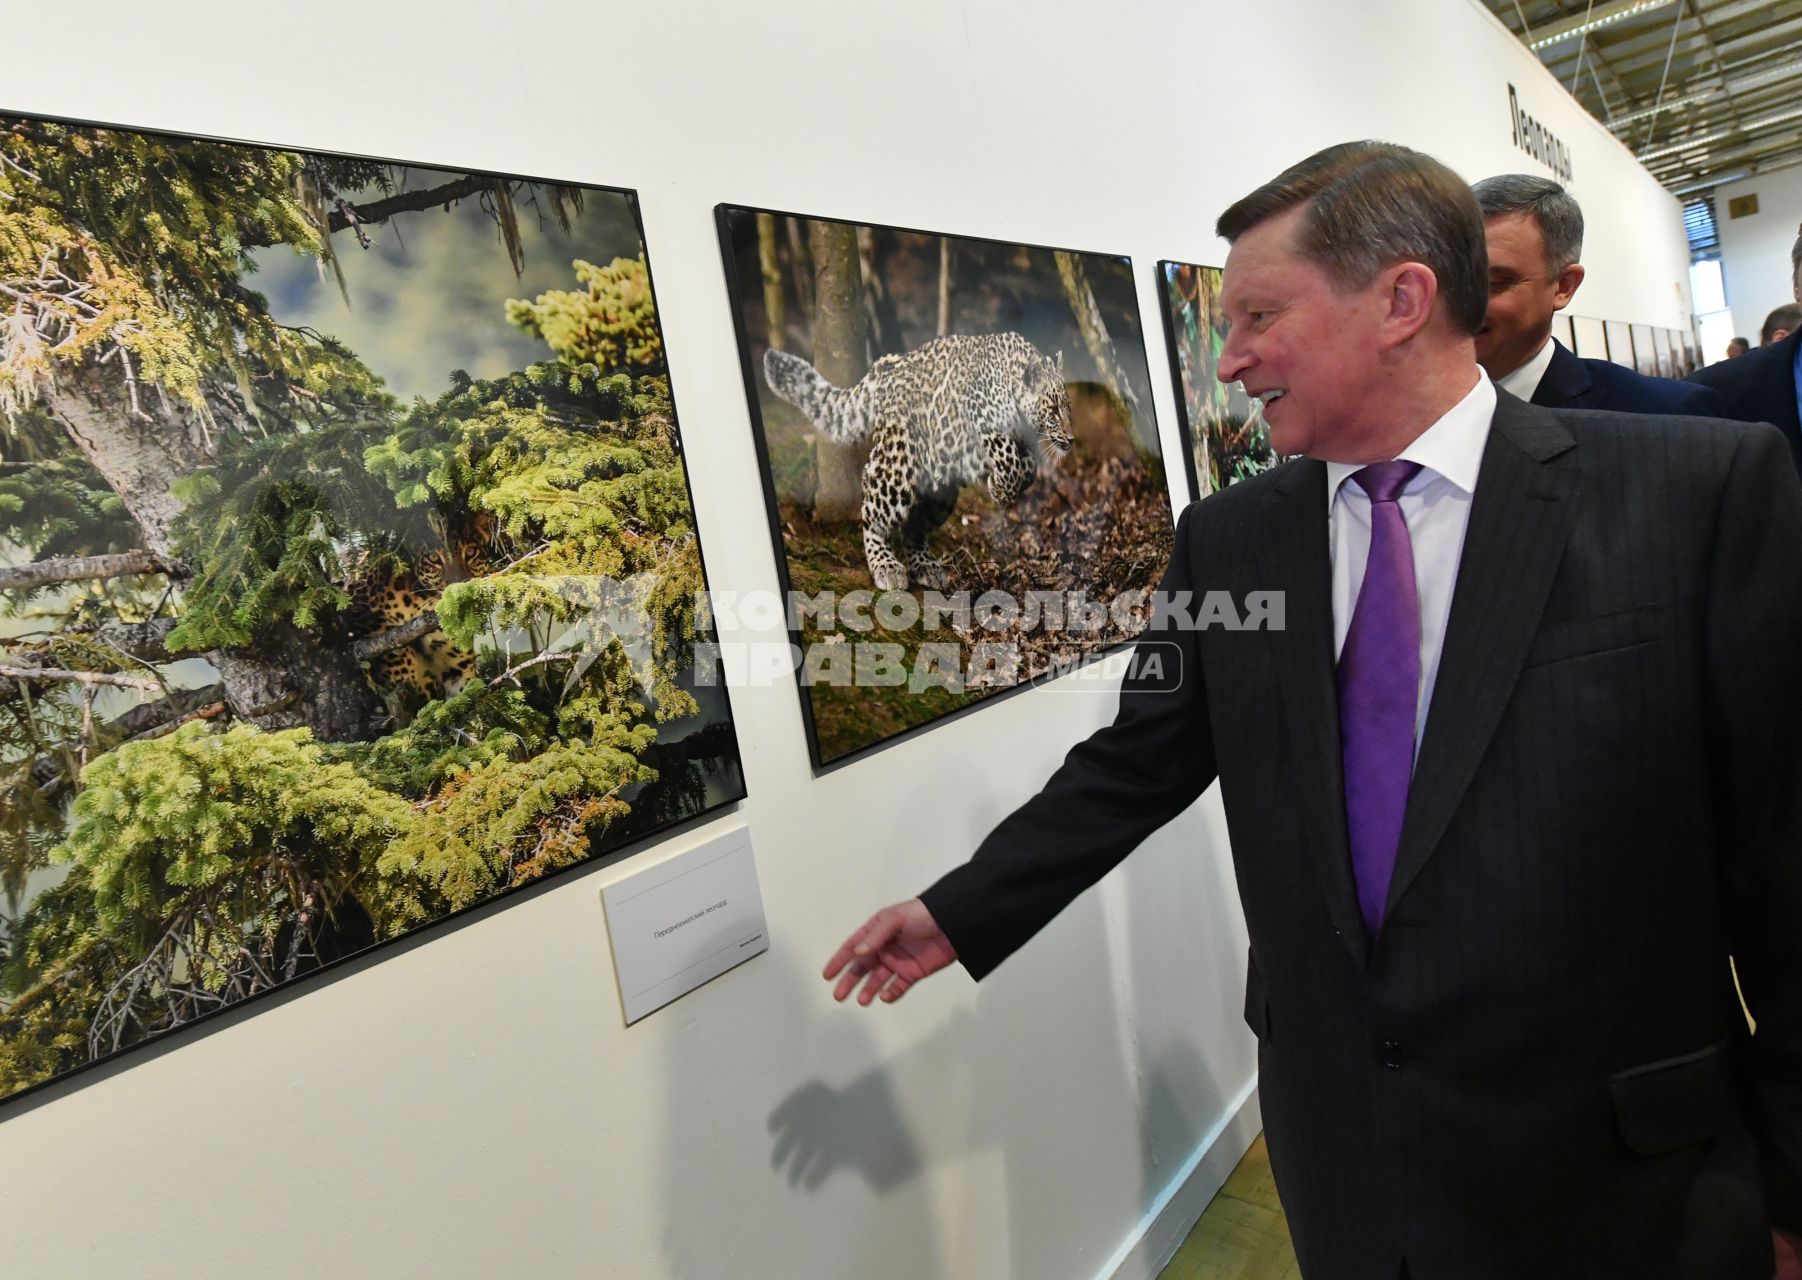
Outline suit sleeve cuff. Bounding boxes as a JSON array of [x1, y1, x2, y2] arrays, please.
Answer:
[[918, 876, 1006, 982], [1768, 1163, 1802, 1236]]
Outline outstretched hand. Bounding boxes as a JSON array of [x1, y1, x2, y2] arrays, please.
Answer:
[[822, 898, 958, 1005], [1774, 1225, 1802, 1280]]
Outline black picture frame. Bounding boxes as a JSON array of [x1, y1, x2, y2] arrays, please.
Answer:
[[0, 107, 746, 1110], [1153, 259, 1281, 504], [715, 203, 1174, 773]]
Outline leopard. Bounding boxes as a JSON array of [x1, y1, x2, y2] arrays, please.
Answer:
[[763, 331, 1073, 591], [340, 514, 498, 716]]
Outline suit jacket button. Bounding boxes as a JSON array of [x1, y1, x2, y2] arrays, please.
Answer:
[[1381, 1041, 1407, 1069]]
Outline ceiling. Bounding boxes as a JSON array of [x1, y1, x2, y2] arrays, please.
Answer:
[[1480, 0, 1802, 199]]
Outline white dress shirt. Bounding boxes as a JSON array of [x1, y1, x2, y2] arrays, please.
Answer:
[[1494, 334, 1558, 402], [1327, 372, 1495, 758]]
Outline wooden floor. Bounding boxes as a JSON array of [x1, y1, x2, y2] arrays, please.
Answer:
[[1159, 1134, 1301, 1280]]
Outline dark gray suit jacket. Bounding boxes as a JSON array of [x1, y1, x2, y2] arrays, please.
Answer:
[[921, 393, 1802, 1279]]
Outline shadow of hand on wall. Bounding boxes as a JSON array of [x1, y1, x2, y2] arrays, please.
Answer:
[[766, 1074, 923, 1193], [763, 1004, 980, 1199]]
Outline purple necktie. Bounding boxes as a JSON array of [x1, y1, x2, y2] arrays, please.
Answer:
[[1338, 461, 1423, 936]]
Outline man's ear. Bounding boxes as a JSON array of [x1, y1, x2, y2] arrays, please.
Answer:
[[1383, 261, 1439, 345], [1552, 262, 1585, 310]]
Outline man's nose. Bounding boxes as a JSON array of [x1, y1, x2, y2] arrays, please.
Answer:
[[1217, 333, 1251, 384]]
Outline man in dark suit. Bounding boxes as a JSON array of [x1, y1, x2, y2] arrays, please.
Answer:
[[823, 143, 1802, 1279], [1688, 226, 1802, 473], [1761, 304, 1801, 348], [1471, 173, 1724, 416]]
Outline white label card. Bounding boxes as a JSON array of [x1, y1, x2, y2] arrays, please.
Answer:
[[600, 827, 768, 1024]]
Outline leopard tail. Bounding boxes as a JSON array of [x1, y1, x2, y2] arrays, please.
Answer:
[[762, 349, 870, 442]]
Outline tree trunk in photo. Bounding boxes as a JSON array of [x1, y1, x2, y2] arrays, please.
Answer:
[[1054, 250, 1144, 432], [785, 218, 815, 321], [937, 238, 953, 337], [40, 362, 383, 743], [1194, 265, 1225, 495], [808, 220, 870, 523], [210, 628, 382, 742], [856, 226, 905, 360], [42, 363, 210, 562], [756, 213, 786, 352]]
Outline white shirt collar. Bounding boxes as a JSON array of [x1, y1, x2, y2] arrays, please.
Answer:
[[1325, 370, 1494, 511], [1494, 334, 1558, 402]]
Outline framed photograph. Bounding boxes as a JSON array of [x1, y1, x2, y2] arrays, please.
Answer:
[[1156, 261, 1279, 499], [1631, 323, 1658, 376], [1651, 327, 1673, 379], [1604, 320, 1636, 368], [1551, 313, 1577, 354], [1572, 315, 1608, 361], [716, 205, 1173, 770], [1678, 329, 1699, 376], [0, 110, 744, 1105]]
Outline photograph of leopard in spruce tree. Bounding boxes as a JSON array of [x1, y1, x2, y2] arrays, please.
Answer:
[[0, 112, 745, 1105], [719, 207, 1174, 767]]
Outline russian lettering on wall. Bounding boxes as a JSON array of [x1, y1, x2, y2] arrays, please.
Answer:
[[1508, 83, 1573, 184]]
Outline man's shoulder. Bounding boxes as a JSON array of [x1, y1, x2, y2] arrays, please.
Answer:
[[1579, 358, 1726, 415], [1177, 458, 1311, 540], [1523, 395, 1767, 472], [1686, 331, 1797, 395]]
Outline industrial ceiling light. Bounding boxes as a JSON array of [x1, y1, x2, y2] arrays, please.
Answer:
[[1608, 86, 1717, 129], [1637, 105, 1802, 163], [1670, 172, 1744, 196], [1529, 0, 1679, 50]]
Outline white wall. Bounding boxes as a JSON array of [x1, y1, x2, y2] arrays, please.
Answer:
[[1714, 165, 1802, 343], [0, 2, 1691, 1277]]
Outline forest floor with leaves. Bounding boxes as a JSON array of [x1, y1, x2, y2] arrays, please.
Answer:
[[775, 389, 1175, 763]]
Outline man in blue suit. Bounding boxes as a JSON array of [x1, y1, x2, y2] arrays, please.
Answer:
[[1472, 174, 1725, 417], [1688, 227, 1802, 474]]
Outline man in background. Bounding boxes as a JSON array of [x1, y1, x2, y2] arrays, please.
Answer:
[[1763, 303, 1802, 347], [1472, 174, 1723, 415], [1729, 336, 1752, 358], [1688, 221, 1802, 473]]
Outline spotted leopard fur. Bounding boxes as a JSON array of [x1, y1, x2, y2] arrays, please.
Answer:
[[341, 517, 497, 714], [763, 332, 1072, 590]]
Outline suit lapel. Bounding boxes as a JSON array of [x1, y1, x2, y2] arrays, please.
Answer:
[[1383, 396, 1579, 922], [1258, 460, 1370, 966]]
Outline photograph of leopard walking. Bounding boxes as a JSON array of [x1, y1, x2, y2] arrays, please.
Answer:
[[717, 206, 1174, 768]]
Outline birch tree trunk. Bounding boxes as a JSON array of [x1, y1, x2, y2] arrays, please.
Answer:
[[937, 239, 953, 337], [756, 213, 786, 353], [1054, 250, 1144, 438], [808, 220, 870, 523], [785, 218, 815, 320]]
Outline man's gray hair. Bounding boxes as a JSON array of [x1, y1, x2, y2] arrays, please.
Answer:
[[1790, 220, 1801, 300], [1217, 142, 1490, 335], [1472, 174, 1585, 273]]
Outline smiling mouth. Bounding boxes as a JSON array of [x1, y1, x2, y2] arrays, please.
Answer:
[[1253, 389, 1286, 407]]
